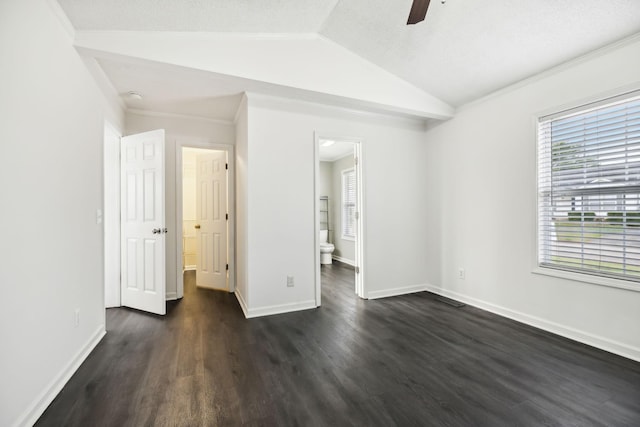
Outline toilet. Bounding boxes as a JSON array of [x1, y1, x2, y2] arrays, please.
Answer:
[[319, 230, 335, 264]]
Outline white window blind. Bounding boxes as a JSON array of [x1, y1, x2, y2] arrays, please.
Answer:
[[342, 168, 356, 239], [538, 91, 640, 283]]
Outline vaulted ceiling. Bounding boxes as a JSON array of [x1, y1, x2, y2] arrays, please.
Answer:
[[57, 0, 640, 114]]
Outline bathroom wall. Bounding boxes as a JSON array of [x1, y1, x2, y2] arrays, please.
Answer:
[[331, 154, 356, 263], [319, 161, 332, 235], [319, 161, 332, 202], [182, 149, 197, 269]]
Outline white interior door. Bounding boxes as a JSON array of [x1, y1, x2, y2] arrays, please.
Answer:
[[195, 151, 228, 290], [120, 129, 166, 315], [353, 143, 365, 298]]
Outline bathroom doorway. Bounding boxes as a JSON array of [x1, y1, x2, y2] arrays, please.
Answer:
[[176, 143, 235, 297], [314, 135, 365, 306]]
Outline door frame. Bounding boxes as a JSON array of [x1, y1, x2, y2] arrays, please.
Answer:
[[313, 133, 366, 306], [104, 120, 122, 308], [175, 138, 235, 298]]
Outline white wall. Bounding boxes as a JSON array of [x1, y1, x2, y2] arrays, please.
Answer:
[[331, 155, 356, 262], [104, 122, 122, 308], [318, 161, 332, 243], [319, 161, 332, 201], [235, 96, 250, 312], [423, 37, 640, 361], [182, 149, 197, 269], [182, 149, 197, 221], [0, 0, 124, 425], [125, 111, 235, 299], [242, 94, 430, 315]]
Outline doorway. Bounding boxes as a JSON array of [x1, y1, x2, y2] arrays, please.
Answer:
[[314, 134, 365, 306], [103, 133, 235, 312], [176, 142, 235, 299]]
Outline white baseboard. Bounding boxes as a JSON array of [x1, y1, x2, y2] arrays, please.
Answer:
[[235, 288, 249, 318], [183, 265, 196, 271], [14, 326, 106, 427], [367, 283, 428, 300], [332, 256, 355, 266], [195, 284, 229, 292], [166, 291, 178, 301], [245, 300, 316, 319], [425, 285, 640, 363]]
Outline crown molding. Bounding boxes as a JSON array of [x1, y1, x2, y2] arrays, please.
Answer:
[[74, 30, 321, 42], [233, 93, 248, 125], [245, 92, 428, 131], [127, 108, 234, 126], [45, 0, 75, 40]]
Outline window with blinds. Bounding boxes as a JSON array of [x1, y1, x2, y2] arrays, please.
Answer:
[[342, 168, 356, 239], [538, 91, 640, 283]]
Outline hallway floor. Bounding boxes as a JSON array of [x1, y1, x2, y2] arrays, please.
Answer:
[[36, 263, 640, 426]]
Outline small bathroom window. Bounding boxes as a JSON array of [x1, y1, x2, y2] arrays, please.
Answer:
[[342, 168, 356, 240]]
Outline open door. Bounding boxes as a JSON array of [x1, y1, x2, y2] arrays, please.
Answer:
[[353, 142, 365, 298], [120, 129, 167, 315], [195, 150, 228, 291]]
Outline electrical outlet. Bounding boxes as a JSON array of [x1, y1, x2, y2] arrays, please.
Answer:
[[458, 268, 465, 280], [287, 276, 294, 287], [74, 309, 80, 327]]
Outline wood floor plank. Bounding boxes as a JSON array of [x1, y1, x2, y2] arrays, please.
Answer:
[[35, 262, 640, 426]]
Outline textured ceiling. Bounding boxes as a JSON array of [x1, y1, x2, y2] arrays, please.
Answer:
[[57, 0, 640, 108], [320, 0, 640, 106], [98, 58, 244, 121], [57, 0, 339, 32]]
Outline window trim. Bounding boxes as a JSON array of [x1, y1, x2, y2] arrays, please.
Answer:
[[341, 167, 356, 241], [534, 87, 640, 292], [531, 265, 640, 292]]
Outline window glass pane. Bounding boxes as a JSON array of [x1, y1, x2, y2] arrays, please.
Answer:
[[342, 169, 356, 238], [538, 92, 640, 283]]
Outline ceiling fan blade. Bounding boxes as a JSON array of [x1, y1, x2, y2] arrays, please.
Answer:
[[407, 0, 431, 25]]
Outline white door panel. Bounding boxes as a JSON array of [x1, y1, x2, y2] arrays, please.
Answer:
[[196, 151, 228, 290], [121, 129, 166, 315]]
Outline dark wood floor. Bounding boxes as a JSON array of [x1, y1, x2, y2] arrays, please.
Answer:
[[37, 263, 640, 426]]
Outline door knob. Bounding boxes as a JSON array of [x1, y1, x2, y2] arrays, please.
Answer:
[[195, 224, 201, 229], [152, 228, 161, 234]]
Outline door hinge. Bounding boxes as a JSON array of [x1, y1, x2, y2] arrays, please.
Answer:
[[354, 156, 359, 165], [355, 266, 360, 274], [225, 163, 228, 170], [226, 213, 228, 220], [226, 263, 229, 271], [355, 211, 360, 220]]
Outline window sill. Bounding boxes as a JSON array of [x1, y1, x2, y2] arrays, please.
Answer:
[[532, 266, 640, 293]]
